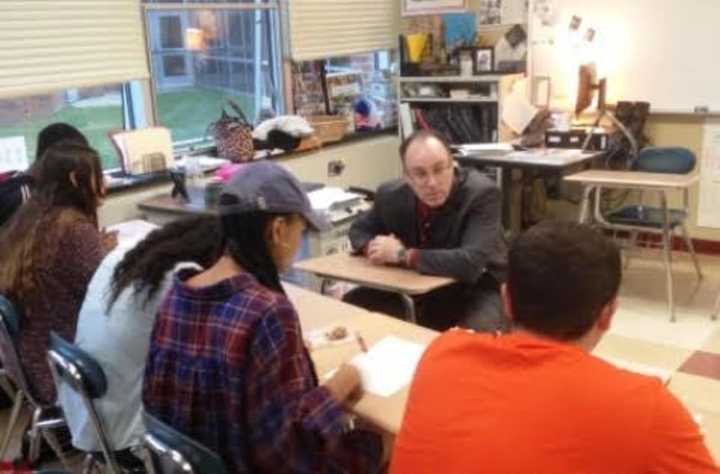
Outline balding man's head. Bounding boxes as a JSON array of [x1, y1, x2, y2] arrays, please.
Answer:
[[400, 130, 455, 208], [399, 130, 453, 164]]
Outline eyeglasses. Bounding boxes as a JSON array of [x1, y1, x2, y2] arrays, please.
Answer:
[[405, 161, 453, 185]]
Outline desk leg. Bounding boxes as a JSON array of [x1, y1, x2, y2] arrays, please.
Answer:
[[578, 185, 593, 223], [319, 278, 330, 295], [400, 293, 417, 324], [660, 193, 675, 322]]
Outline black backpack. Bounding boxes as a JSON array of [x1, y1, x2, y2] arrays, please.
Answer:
[[0, 173, 34, 227]]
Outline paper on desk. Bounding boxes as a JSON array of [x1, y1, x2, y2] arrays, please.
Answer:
[[308, 187, 362, 211], [107, 219, 159, 248], [456, 142, 513, 152], [600, 355, 672, 385], [350, 336, 427, 397]]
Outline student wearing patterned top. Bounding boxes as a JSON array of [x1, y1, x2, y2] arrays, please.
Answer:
[[0, 141, 115, 405], [59, 215, 224, 455], [143, 161, 383, 473]]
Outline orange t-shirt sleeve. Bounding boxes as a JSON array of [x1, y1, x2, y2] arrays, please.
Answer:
[[646, 387, 719, 473]]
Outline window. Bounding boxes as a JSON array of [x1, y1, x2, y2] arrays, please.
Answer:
[[293, 50, 398, 135], [0, 85, 130, 170], [144, 1, 284, 150]]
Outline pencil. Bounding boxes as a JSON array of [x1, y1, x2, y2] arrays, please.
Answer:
[[356, 333, 368, 353]]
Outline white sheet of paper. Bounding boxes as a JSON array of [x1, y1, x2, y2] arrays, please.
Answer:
[[698, 120, 720, 228], [350, 336, 427, 397], [308, 187, 362, 211], [502, 78, 538, 134], [0, 136, 29, 173], [107, 219, 159, 248], [600, 355, 672, 385], [456, 143, 514, 152]]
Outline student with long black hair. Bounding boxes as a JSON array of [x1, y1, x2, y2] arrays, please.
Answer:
[[143, 162, 383, 473]]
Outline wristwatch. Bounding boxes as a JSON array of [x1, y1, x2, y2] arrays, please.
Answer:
[[396, 247, 407, 266]]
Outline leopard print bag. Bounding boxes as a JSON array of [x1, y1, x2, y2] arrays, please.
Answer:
[[208, 100, 255, 162]]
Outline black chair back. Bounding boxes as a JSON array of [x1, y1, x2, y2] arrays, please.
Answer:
[[48, 332, 107, 399], [143, 412, 227, 474], [48, 332, 121, 473], [0, 294, 37, 402]]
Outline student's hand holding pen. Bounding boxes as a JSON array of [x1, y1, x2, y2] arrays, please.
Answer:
[[323, 364, 363, 405]]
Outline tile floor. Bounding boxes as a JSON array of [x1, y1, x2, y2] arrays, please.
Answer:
[[592, 250, 720, 461], [1, 249, 719, 471]]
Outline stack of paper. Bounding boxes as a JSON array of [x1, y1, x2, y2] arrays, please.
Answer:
[[350, 336, 427, 397], [308, 187, 363, 212]]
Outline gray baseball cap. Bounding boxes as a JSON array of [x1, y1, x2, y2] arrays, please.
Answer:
[[219, 161, 330, 232]]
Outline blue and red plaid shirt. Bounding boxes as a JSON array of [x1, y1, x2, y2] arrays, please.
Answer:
[[142, 269, 382, 473]]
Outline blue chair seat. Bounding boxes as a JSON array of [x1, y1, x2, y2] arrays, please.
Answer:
[[606, 205, 686, 229]]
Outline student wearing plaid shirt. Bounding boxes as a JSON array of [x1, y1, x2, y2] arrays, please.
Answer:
[[143, 162, 383, 473]]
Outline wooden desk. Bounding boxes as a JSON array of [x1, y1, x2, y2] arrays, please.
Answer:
[[456, 148, 603, 232], [564, 169, 699, 322], [285, 283, 439, 434], [564, 169, 698, 191], [293, 253, 454, 323], [288, 284, 720, 458]]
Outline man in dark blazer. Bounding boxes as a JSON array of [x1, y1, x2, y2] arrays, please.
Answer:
[[347, 130, 508, 332]]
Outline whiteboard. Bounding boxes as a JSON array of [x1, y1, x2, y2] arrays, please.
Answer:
[[529, 0, 720, 114]]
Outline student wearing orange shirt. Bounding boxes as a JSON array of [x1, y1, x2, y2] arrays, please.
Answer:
[[391, 221, 719, 474]]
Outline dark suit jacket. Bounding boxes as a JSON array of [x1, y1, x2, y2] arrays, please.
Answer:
[[349, 167, 507, 286]]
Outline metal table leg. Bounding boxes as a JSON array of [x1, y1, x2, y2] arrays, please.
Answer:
[[399, 293, 417, 324], [578, 185, 593, 223], [660, 193, 675, 322]]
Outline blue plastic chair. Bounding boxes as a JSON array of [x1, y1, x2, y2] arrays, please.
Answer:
[[142, 412, 227, 474], [0, 296, 68, 467], [48, 332, 145, 473], [595, 147, 703, 321]]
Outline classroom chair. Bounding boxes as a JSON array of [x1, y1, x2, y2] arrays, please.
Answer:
[[0, 296, 69, 468], [592, 147, 702, 322], [142, 412, 227, 474], [47, 332, 145, 474]]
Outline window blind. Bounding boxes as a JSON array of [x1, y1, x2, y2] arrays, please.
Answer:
[[288, 0, 399, 61], [0, 1, 150, 99]]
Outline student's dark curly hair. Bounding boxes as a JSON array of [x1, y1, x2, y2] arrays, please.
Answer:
[[220, 194, 287, 295], [108, 215, 224, 311]]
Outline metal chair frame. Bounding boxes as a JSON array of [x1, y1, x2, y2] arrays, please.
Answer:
[[47, 333, 125, 474], [581, 152, 703, 323], [142, 412, 226, 474], [0, 296, 69, 468]]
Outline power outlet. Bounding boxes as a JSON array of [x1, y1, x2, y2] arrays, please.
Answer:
[[328, 160, 345, 177]]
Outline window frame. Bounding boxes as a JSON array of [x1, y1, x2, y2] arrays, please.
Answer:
[[140, 1, 285, 154]]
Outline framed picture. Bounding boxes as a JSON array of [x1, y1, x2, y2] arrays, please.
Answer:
[[474, 47, 494, 74], [402, 0, 467, 16], [456, 47, 475, 77]]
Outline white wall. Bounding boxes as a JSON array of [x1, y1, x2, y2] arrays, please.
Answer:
[[99, 134, 402, 227]]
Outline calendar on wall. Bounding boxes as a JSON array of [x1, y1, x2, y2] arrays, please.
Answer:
[[0, 136, 29, 173]]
